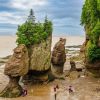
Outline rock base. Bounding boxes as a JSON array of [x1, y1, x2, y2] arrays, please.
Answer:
[[0, 76, 22, 98]]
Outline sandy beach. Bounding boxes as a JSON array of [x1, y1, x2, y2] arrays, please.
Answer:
[[0, 35, 85, 58]]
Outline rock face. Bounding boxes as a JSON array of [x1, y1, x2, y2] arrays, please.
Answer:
[[4, 44, 29, 77], [51, 38, 66, 74], [0, 76, 22, 98], [30, 36, 51, 71], [85, 60, 100, 77], [0, 44, 29, 98], [80, 35, 89, 53], [22, 36, 52, 83]]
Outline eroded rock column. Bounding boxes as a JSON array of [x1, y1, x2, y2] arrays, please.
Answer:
[[51, 38, 66, 75], [0, 44, 29, 97]]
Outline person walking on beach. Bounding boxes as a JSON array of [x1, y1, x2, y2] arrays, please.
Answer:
[[56, 84, 59, 89], [68, 86, 75, 94], [22, 85, 27, 96], [54, 86, 57, 100]]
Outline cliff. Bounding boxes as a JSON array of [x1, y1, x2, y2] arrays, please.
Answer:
[[81, 0, 100, 77]]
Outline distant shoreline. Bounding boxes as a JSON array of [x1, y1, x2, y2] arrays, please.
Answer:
[[0, 35, 85, 58]]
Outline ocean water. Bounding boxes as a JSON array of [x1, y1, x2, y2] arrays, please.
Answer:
[[0, 35, 85, 58]]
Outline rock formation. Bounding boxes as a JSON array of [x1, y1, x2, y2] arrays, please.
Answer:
[[80, 34, 89, 53], [81, 0, 100, 77], [51, 38, 66, 74], [0, 9, 53, 98], [22, 36, 52, 83], [30, 36, 51, 71], [0, 44, 29, 97], [0, 36, 52, 98], [70, 60, 76, 71], [85, 60, 100, 77]]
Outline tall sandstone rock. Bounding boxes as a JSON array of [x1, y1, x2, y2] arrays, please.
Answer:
[[0, 44, 29, 97], [0, 36, 52, 98], [51, 38, 66, 74]]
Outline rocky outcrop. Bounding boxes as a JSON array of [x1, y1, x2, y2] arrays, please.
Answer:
[[80, 34, 89, 53], [51, 38, 66, 74], [0, 44, 29, 97], [4, 44, 29, 76], [0, 36, 52, 97], [22, 36, 52, 83], [70, 60, 76, 71], [30, 36, 51, 71], [0, 76, 22, 98], [85, 60, 100, 77]]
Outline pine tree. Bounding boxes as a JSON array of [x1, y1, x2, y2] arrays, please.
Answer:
[[27, 9, 35, 24], [43, 15, 52, 35]]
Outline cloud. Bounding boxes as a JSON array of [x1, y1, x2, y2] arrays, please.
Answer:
[[0, 0, 85, 35], [0, 12, 26, 25], [9, 0, 48, 10]]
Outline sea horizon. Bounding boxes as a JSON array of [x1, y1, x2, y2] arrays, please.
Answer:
[[0, 35, 85, 58]]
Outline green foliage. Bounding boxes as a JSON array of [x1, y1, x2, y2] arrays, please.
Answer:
[[81, 0, 100, 62], [91, 21, 100, 44], [43, 16, 53, 35], [86, 41, 100, 62], [16, 10, 52, 46]]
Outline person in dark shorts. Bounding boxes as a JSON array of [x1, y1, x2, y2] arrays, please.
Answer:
[[54, 86, 57, 100]]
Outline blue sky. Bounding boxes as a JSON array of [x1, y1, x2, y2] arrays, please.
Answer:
[[0, 0, 85, 36]]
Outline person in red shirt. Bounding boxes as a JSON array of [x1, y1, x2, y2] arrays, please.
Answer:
[[22, 85, 27, 97]]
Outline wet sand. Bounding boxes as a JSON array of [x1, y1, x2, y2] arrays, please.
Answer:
[[0, 63, 100, 100]]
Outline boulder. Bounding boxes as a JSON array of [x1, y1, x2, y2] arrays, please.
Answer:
[[51, 38, 66, 74], [70, 60, 76, 71], [4, 44, 29, 77]]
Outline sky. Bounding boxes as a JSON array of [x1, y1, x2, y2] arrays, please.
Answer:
[[0, 0, 85, 36]]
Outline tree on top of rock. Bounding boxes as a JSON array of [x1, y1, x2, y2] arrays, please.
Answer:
[[27, 9, 35, 24], [43, 15, 53, 35], [16, 9, 53, 46]]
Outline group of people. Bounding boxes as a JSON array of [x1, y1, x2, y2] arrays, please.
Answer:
[[53, 84, 75, 100], [21, 84, 75, 99]]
